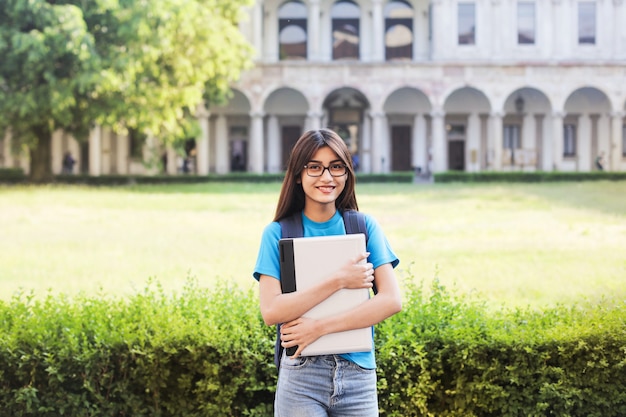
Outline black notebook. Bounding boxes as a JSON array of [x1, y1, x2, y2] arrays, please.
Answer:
[[278, 234, 373, 356]]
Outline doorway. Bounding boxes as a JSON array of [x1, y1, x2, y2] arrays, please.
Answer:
[[447, 124, 466, 171], [281, 126, 301, 169], [391, 125, 412, 171]]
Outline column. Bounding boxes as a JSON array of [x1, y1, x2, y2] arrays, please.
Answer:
[[489, 0, 502, 59], [166, 144, 177, 175], [101, 129, 112, 174], [263, 6, 278, 62], [214, 114, 229, 174], [430, 110, 446, 172], [249, 112, 265, 173], [381, 115, 390, 172], [305, 111, 323, 131], [51, 130, 63, 174], [553, 0, 570, 58], [522, 112, 536, 170], [578, 114, 591, 171], [412, 113, 427, 172], [552, 111, 564, 171], [142, 134, 159, 175], [117, 134, 129, 174], [610, 112, 624, 171], [361, 115, 372, 173], [597, 113, 610, 169], [252, 1, 263, 60], [370, 112, 385, 173], [308, 0, 321, 60], [89, 125, 102, 176], [467, 112, 480, 172], [371, 0, 384, 62], [266, 115, 281, 173], [489, 112, 503, 170], [614, 0, 625, 59], [196, 110, 210, 175], [429, 0, 444, 60]]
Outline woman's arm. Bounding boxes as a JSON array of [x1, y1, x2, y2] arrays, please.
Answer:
[[258, 252, 375, 326], [279, 262, 401, 357]]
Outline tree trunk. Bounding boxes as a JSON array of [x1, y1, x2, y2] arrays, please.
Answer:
[[29, 126, 54, 183]]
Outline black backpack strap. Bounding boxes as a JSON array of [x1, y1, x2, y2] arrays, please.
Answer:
[[343, 210, 377, 295], [280, 212, 304, 239], [342, 209, 368, 243], [275, 212, 304, 369]]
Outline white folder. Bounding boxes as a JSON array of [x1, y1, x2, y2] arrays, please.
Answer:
[[279, 234, 372, 356]]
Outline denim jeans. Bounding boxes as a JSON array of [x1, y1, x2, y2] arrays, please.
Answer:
[[275, 354, 378, 417]]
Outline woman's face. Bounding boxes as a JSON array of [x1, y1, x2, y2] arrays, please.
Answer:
[[299, 146, 347, 211]]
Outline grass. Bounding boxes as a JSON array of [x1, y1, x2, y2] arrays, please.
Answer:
[[0, 181, 625, 309]]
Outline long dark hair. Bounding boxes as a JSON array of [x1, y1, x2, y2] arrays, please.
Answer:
[[273, 129, 358, 222]]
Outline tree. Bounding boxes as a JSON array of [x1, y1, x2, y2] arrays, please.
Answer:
[[0, 0, 253, 182]]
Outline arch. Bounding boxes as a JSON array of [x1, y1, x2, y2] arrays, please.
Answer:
[[443, 86, 491, 113], [384, 87, 432, 172], [384, 0, 414, 61], [264, 87, 310, 115], [383, 87, 431, 114], [561, 87, 612, 171], [209, 88, 252, 114], [278, 1, 308, 60], [502, 87, 552, 171], [331, 0, 360, 60], [263, 87, 310, 171], [323, 87, 369, 168]]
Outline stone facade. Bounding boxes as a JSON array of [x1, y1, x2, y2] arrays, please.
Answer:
[[2, 0, 625, 175]]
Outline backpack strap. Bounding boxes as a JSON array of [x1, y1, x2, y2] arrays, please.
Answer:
[[275, 212, 304, 369], [342, 209, 368, 243]]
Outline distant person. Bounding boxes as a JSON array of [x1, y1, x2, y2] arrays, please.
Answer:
[[62, 151, 75, 174], [595, 152, 605, 171], [351, 153, 359, 172]]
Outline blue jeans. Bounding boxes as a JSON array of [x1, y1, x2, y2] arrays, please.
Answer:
[[275, 354, 378, 417]]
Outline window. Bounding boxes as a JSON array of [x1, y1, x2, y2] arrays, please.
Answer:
[[578, 2, 596, 45], [503, 125, 521, 165], [517, 2, 535, 44], [332, 0, 360, 60], [563, 124, 577, 157], [458, 3, 475, 45], [278, 1, 308, 60], [385, 0, 414, 61], [503, 125, 521, 150]]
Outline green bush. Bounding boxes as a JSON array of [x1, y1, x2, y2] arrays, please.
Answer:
[[1, 278, 625, 416], [0, 167, 26, 182], [50, 172, 414, 186], [435, 171, 626, 183]]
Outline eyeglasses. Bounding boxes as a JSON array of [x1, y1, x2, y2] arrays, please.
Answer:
[[303, 163, 347, 177]]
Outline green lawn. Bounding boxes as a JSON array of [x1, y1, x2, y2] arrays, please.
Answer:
[[1, 181, 624, 308]]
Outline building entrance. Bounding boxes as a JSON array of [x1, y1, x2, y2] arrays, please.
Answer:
[[447, 124, 466, 171]]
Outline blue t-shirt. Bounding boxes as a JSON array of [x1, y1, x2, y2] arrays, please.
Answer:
[[253, 210, 399, 369]]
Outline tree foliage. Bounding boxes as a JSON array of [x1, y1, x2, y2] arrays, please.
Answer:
[[0, 0, 254, 181]]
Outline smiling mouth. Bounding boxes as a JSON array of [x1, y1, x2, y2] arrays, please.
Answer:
[[317, 185, 335, 192]]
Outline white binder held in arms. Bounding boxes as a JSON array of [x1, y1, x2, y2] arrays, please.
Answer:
[[279, 233, 373, 356]]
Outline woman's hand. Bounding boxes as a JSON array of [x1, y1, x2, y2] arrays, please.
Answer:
[[336, 252, 375, 290], [280, 317, 322, 358]]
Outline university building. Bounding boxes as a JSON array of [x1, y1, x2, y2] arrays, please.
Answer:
[[2, 0, 626, 175]]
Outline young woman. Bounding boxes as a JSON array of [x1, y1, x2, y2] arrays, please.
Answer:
[[253, 128, 402, 417]]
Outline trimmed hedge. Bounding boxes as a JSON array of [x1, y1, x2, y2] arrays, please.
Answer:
[[51, 172, 414, 185], [4, 170, 626, 185], [434, 171, 626, 183], [0, 168, 26, 183], [1, 278, 625, 416]]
